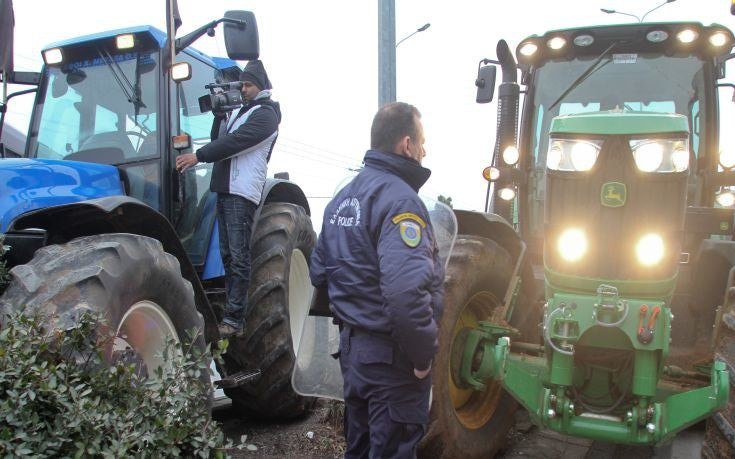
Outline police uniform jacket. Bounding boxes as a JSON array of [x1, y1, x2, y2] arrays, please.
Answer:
[[195, 92, 281, 205], [310, 149, 445, 371]]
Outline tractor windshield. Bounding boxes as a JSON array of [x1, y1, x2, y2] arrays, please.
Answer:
[[28, 50, 161, 209], [525, 53, 707, 239], [29, 51, 159, 162]]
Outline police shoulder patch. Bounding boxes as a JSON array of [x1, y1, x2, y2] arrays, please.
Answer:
[[391, 212, 427, 228], [398, 220, 422, 248]]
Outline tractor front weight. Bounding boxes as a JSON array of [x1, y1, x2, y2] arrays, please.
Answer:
[[456, 289, 730, 445]]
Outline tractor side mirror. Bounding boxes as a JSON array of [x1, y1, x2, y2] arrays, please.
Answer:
[[224, 11, 259, 61], [476, 65, 497, 104]]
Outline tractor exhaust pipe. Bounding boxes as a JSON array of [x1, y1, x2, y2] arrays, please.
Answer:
[[490, 40, 520, 220]]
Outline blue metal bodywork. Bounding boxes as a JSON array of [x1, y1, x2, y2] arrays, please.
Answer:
[[0, 158, 123, 232]]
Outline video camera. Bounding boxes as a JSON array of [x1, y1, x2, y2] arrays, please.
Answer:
[[198, 81, 243, 116]]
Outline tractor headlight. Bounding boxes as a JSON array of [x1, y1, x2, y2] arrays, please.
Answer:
[[720, 150, 735, 170], [546, 139, 602, 172], [636, 233, 665, 266], [630, 139, 688, 173], [558, 228, 587, 262]]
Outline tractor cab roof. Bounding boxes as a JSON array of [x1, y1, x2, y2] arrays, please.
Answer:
[[516, 22, 734, 70], [42, 25, 238, 71]]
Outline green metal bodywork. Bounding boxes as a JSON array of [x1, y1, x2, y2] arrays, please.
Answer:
[[550, 112, 689, 136], [459, 107, 730, 444]]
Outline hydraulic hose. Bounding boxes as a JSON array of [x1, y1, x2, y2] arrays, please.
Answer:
[[544, 307, 574, 356]]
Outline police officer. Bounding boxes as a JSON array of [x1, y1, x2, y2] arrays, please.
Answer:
[[310, 102, 444, 458]]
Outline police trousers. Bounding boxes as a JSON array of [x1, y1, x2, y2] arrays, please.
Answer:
[[339, 326, 431, 459]]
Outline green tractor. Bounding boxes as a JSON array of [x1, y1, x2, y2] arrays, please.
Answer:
[[419, 22, 735, 457]]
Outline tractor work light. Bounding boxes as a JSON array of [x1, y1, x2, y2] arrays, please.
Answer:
[[558, 228, 587, 262], [482, 166, 500, 181], [720, 149, 735, 169], [546, 139, 602, 172], [547, 36, 567, 50], [116, 34, 135, 49], [630, 139, 688, 173], [716, 191, 735, 208], [646, 30, 669, 43], [520, 42, 539, 56], [43, 48, 63, 65], [709, 31, 729, 47], [171, 62, 192, 82], [502, 145, 520, 166], [573, 34, 594, 47], [636, 233, 665, 266], [498, 187, 516, 201], [676, 29, 698, 44]]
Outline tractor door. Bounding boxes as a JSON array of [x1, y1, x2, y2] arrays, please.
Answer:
[[169, 52, 220, 267]]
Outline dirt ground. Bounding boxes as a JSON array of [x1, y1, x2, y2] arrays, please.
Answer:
[[215, 400, 704, 458], [215, 399, 346, 458]]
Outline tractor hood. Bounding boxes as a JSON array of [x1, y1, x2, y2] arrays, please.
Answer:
[[0, 158, 123, 232], [550, 111, 689, 136]]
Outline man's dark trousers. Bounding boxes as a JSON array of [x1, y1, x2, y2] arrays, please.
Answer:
[[216, 193, 257, 328], [339, 326, 431, 459]]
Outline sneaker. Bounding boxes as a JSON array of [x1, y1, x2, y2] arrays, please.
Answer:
[[218, 322, 243, 338]]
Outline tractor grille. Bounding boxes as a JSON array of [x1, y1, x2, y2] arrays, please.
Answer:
[[544, 136, 688, 282]]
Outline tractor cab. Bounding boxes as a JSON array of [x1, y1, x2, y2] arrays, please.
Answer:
[[494, 23, 735, 267], [24, 26, 242, 269]]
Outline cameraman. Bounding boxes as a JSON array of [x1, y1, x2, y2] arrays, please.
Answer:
[[176, 60, 281, 337]]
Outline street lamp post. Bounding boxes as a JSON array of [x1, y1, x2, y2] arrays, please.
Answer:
[[396, 23, 431, 48], [378, 0, 430, 107]]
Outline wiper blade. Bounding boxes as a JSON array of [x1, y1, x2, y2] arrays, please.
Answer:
[[96, 47, 144, 108], [548, 42, 617, 111]]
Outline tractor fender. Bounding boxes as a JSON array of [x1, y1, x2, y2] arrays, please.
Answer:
[[7, 195, 219, 343], [260, 178, 311, 216], [693, 239, 735, 313], [454, 209, 523, 261], [200, 178, 312, 280]]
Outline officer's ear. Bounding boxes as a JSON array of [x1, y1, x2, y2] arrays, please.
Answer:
[[395, 135, 411, 157]]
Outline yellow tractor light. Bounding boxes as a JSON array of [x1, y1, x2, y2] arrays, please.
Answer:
[[520, 42, 539, 56], [547, 36, 567, 50], [116, 34, 135, 49], [498, 187, 516, 201], [676, 29, 698, 44], [502, 145, 519, 166], [482, 166, 500, 182], [720, 149, 735, 169], [716, 191, 735, 208], [709, 31, 729, 47], [43, 48, 63, 65], [558, 228, 587, 262], [636, 233, 665, 266]]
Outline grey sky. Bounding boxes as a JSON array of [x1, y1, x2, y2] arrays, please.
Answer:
[[4, 0, 735, 225]]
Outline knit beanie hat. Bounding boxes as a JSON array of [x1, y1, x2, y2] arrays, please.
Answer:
[[239, 60, 272, 90]]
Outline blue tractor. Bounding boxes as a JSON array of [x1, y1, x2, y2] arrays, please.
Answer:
[[0, 1, 316, 419]]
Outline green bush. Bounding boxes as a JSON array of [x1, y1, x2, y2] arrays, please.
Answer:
[[0, 310, 230, 458]]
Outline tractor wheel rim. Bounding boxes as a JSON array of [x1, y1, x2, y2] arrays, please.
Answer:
[[449, 291, 504, 430], [289, 248, 313, 356], [115, 300, 181, 375]]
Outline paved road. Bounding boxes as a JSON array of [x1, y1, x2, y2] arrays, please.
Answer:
[[499, 411, 704, 459]]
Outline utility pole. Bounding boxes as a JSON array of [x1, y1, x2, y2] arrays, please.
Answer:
[[378, 0, 396, 108]]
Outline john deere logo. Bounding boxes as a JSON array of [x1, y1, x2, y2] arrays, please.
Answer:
[[601, 182, 626, 207]]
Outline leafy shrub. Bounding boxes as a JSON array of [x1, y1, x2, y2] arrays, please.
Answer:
[[0, 310, 231, 458]]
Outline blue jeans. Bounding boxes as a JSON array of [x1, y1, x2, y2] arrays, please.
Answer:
[[216, 193, 257, 328]]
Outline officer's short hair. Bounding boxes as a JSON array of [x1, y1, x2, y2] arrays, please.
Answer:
[[370, 102, 421, 153]]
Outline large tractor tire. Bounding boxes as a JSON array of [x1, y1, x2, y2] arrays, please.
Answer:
[[0, 234, 208, 388], [420, 235, 527, 459], [223, 203, 316, 419], [704, 282, 735, 458]]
